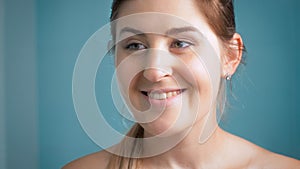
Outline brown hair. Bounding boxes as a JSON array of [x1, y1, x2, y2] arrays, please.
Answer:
[[107, 0, 244, 168]]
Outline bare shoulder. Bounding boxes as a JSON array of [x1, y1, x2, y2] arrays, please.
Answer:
[[222, 131, 300, 169], [250, 147, 300, 169], [62, 150, 112, 169], [220, 133, 300, 169]]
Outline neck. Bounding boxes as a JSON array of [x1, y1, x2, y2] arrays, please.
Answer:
[[141, 112, 227, 168]]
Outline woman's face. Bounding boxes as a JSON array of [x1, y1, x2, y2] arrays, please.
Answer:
[[114, 0, 222, 137]]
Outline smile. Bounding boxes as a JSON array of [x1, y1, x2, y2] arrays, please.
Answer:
[[141, 89, 185, 100]]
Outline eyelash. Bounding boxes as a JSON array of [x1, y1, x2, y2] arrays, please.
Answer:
[[125, 42, 147, 50], [124, 40, 194, 51], [171, 40, 194, 49]]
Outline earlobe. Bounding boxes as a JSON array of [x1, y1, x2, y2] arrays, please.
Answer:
[[222, 33, 244, 78]]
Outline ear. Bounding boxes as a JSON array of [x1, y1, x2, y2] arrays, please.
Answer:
[[222, 33, 244, 78]]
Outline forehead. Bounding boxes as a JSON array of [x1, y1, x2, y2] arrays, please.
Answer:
[[116, 0, 208, 30], [115, 12, 203, 40], [114, 0, 221, 55], [117, 0, 200, 18]]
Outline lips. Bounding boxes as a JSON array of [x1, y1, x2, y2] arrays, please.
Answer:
[[141, 89, 185, 100]]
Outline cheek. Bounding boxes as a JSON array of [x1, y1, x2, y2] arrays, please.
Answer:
[[191, 61, 211, 97], [116, 65, 130, 95], [177, 55, 211, 94], [115, 52, 135, 104], [177, 56, 214, 117], [115, 48, 138, 95], [129, 74, 151, 111], [115, 51, 149, 112]]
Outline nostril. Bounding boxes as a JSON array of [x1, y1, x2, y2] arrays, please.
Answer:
[[143, 68, 171, 82]]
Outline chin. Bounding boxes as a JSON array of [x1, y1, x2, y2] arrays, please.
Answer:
[[140, 114, 194, 138]]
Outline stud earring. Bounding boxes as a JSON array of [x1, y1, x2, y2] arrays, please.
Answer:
[[225, 73, 232, 81]]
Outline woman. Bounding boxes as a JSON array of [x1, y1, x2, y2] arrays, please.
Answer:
[[64, 0, 300, 168]]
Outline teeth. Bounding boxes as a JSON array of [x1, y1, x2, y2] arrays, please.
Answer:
[[149, 90, 181, 100], [166, 92, 173, 98]]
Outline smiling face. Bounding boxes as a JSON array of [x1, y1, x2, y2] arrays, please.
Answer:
[[114, 0, 224, 137]]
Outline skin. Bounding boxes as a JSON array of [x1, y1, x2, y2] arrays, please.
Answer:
[[63, 0, 300, 168]]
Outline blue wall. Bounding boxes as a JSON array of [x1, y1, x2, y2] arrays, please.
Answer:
[[2, 0, 39, 168], [221, 0, 300, 158], [0, 0, 6, 168], [36, 0, 113, 168], [0, 0, 299, 169]]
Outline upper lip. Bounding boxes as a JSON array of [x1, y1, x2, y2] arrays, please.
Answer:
[[140, 88, 186, 96]]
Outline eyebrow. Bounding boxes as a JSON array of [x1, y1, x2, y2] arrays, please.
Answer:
[[165, 26, 200, 35], [119, 27, 144, 36], [119, 26, 200, 36]]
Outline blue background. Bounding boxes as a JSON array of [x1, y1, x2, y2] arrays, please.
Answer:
[[0, 0, 299, 169]]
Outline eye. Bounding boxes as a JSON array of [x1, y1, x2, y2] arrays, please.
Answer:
[[171, 40, 193, 49], [125, 42, 147, 50]]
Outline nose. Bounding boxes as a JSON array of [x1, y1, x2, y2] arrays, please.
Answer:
[[143, 68, 170, 82], [143, 50, 172, 82]]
